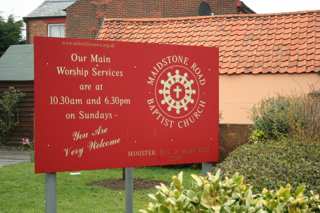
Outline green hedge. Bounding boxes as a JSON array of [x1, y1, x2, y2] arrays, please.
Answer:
[[215, 140, 320, 194]]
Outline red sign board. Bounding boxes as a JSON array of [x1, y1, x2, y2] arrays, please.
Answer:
[[34, 37, 219, 173]]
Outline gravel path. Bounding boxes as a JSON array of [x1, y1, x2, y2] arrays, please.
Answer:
[[0, 150, 30, 167]]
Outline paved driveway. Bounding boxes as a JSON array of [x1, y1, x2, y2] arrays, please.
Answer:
[[0, 150, 30, 167]]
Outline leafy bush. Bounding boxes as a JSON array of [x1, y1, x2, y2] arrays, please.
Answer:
[[290, 95, 320, 142], [0, 87, 25, 144], [251, 95, 320, 143], [248, 129, 267, 143], [215, 140, 320, 194], [140, 171, 320, 213], [251, 96, 293, 141]]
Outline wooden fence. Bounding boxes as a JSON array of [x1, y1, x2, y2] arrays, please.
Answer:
[[0, 81, 34, 146]]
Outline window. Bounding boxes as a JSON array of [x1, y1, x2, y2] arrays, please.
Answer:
[[198, 1, 212, 16], [48, 24, 65, 38]]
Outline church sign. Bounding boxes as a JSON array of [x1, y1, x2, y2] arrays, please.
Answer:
[[34, 37, 219, 173]]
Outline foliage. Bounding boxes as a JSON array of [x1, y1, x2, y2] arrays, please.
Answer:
[[0, 87, 25, 144], [290, 95, 320, 142], [20, 137, 34, 161], [20, 137, 33, 149], [215, 140, 320, 194], [250, 95, 320, 143], [249, 129, 267, 143], [251, 96, 292, 141], [0, 15, 23, 56], [140, 171, 320, 213]]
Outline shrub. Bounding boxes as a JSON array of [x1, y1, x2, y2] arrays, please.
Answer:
[[248, 129, 267, 143], [0, 87, 25, 144], [290, 95, 320, 142], [250, 95, 320, 143], [251, 96, 292, 141], [215, 140, 320, 194], [140, 171, 320, 213]]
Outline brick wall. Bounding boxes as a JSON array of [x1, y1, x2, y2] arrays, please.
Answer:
[[25, 17, 66, 44], [65, 0, 100, 39], [219, 124, 251, 160], [212, 0, 238, 14], [66, 0, 240, 39]]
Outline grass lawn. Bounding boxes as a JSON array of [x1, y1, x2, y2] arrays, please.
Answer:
[[0, 163, 199, 213]]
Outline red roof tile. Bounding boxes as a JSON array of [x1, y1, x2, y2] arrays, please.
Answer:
[[97, 10, 320, 75]]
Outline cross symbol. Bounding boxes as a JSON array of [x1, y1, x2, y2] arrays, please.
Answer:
[[173, 85, 182, 99]]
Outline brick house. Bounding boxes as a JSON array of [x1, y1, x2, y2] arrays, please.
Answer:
[[0, 0, 252, 146], [22, 0, 254, 43], [0, 0, 75, 144], [23, 0, 76, 43], [65, 0, 254, 38], [97, 11, 320, 155]]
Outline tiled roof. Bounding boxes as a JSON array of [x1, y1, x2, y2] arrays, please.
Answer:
[[98, 11, 320, 75], [25, 0, 76, 18]]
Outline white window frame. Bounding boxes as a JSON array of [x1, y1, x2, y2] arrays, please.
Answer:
[[47, 24, 65, 38]]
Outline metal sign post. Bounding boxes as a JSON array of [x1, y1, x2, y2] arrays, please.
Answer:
[[45, 173, 57, 213], [201, 163, 213, 175], [125, 168, 134, 213]]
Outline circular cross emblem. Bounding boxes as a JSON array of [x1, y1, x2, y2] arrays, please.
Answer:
[[155, 65, 200, 119]]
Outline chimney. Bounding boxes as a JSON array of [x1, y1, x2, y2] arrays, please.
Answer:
[[236, 0, 241, 8]]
